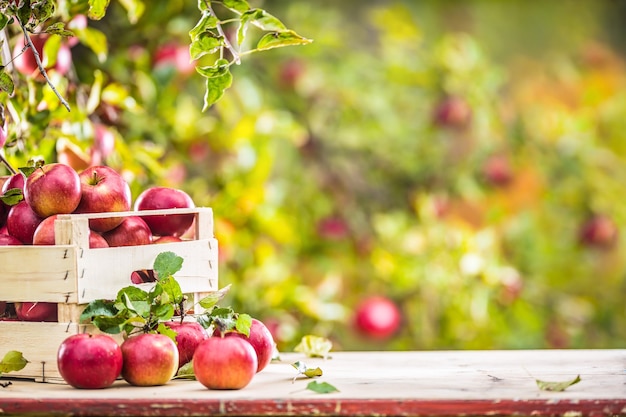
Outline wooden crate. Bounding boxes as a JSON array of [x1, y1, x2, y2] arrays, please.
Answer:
[[0, 207, 218, 382]]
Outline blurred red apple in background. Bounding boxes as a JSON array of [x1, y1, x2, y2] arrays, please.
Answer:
[[13, 34, 72, 79], [74, 166, 131, 232], [102, 216, 152, 247], [353, 296, 401, 340], [433, 96, 472, 130], [134, 187, 195, 237], [57, 333, 123, 389], [579, 214, 619, 250], [24, 163, 82, 218]]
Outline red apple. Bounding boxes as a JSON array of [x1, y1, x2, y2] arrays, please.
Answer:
[[0, 233, 22, 245], [93, 123, 116, 160], [102, 216, 152, 247], [482, 155, 513, 187], [14, 302, 58, 322], [57, 333, 123, 389], [89, 231, 109, 248], [32, 214, 110, 248], [6, 200, 43, 244], [120, 333, 179, 386], [353, 296, 401, 340], [579, 214, 618, 249], [1, 172, 25, 194], [153, 43, 196, 75], [74, 166, 132, 232], [153, 235, 183, 244], [134, 187, 195, 237], [223, 318, 275, 373], [193, 336, 257, 390], [433, 96, 472, 130], [165, 321, 209, 369], [24, 163, 82, 218]]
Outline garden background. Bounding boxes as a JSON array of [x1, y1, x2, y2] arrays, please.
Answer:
[[1, 0, 625, 351]]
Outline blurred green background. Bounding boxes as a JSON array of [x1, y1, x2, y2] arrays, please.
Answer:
[[2, 0, 626, 351]]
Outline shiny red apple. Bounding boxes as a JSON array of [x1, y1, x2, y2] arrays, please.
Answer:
[[32, 214, 109, 248], [24, 163, 82, 218], [134, 187, 195, 237], [74, 166, 131, 232], [6, 200, 43, 244], [120, 333, 179, 386], [15, 302, 58, 322], [102, 216, 152, 247], [165, 321, 208, 369], [193, 336, 257, 390], [224, 318, 275, 373], [0, 233, 22, 245], [57, 333, 123, 389]]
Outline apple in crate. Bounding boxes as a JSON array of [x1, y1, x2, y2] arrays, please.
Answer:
[[32, 214, 110, 248], [57, 333, 123, 389], [0, 233, 22, 245], [193, 336, 257, 390], [164, 320, 208, 369], [74, 165, 132, 233], [121, 333, 179, 386], [1, 172, 25, 194], [6, 201, 43, 244], [134, 187, 195, 237], [224, 318, 275, 373], [14, 302, 58, 322], [24, 163, 82, 218], [102, 216, 152, 247]]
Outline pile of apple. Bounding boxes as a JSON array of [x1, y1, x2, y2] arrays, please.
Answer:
[[57, 317, 275, 390], [0, 162, 196, 322]]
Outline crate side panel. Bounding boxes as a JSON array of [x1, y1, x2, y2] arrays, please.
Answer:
[[0, 321, 90, 382], [0, 246, 79, 303], [76, 238, 218, 303]]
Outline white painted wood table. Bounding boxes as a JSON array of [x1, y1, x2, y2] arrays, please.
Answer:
[[0, 350, 624, 416]]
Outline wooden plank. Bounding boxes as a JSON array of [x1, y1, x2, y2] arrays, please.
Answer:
[[0, 350, 623, 416], [0, 246, 78, 303], [76, 237, 218, 303]]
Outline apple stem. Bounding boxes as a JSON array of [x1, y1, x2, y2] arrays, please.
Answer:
[[16, 18, 71, 112]]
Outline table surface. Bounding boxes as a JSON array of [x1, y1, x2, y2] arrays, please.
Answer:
[[1, 349, 624, 416]]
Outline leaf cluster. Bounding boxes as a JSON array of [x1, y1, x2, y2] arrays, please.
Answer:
[[190, 0, 312, 110]]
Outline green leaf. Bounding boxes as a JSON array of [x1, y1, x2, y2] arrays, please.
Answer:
[[304, 367, 323, 378], [235, 313, 252, 336], [256, 30, 313, 52], [536, 375, 582, 392], [222, 0, 250, 13], [159, 276, 184, 306], [189, 11, 218, 42], [190, 33, 224, 61], [17, 1, 32, 28], [31, 1, 55, 26], [197, 284, 231, 309], [294, 335, 333, 359], [0, 188, 23, 206], [118, 0, 145, 24], [198, 63, 233, 111], [176, 359, 196, 379], [0, 351, 28, 375], [92, 315, 125, 334], [306, 381, 339, 394], [88, 0, 111, 20], [44, 22, 74, 38], [0, 13, 10, 31], [157, 321, 177, 341], [154, 251, 184, 281], [80, 299, 118, 323], [76, 27, 108, 62], [237, 9, 286, 46], [0, 70, 13, 95]]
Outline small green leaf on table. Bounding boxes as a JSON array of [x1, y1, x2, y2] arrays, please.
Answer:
[[536, 375, 582, 392], [306, 380, 339, 394], [176, 360, 196, 380], [0, 351, 28, 375], [291, 360, 323, 383]]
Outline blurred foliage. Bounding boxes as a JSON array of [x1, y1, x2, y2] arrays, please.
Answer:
[[1, 0, 625, 351]]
